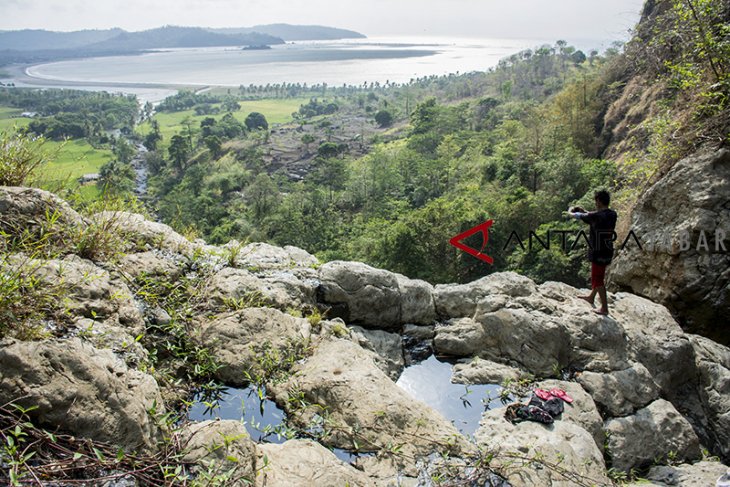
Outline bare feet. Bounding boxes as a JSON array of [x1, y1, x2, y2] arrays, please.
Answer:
[[593, 308, 609, 316], [578, 295, 595, 307]]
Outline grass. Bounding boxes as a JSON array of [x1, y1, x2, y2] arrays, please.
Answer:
[[136, 98, 308, 149], [0, 107, 31, 131], [1, 106, 108, 199]]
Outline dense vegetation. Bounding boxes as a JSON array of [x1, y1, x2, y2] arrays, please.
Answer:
[[0, 88, 138, 142], [137, 39, 622, 286]]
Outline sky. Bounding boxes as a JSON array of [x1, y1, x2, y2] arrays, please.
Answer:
[[0, 0, 646, 44]]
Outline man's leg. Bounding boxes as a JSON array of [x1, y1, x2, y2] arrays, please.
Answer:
[[595, 286, 609, 315], [592, 263, 609, 315], [578, 290, 596, 306], [579, 262, 599, 306]]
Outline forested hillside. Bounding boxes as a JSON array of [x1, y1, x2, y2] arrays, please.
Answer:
[[129, 40, 622, 286]]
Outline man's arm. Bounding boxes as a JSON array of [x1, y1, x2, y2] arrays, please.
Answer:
[[567, 211, 597, 223]]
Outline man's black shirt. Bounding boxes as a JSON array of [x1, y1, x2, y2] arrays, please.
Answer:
[[579, 209, 618, 264]]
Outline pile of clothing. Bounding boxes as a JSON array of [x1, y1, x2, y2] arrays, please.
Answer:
[[504, 388, 574, 425]]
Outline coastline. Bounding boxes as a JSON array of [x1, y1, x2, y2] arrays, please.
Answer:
[[2, 63, 210, 103]]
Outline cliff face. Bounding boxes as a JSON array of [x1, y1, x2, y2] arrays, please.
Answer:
[[1, 186, 729, 485], [598, 0, 730, 343]]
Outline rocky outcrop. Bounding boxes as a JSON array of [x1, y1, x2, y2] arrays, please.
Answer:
[[180, 420, 256, 485], [433, 271, 537, 319], [3, 186, 730, 483], [349, 325, 404, 380], [627, 461, 729, 487], [200, 307, 311, 386], [610, 148, 730, 345], [576, 362, 660, 416], [474, 408, 611, 487], [451, 357, 524, 385], [0, 338, 163, 452], [686, 335, 730, 460], [255, 439, 375, 487], [269, 338, 472, 480], [605, 399, 701, 472], [317, 261, 436, 330], [0, 186, 84, 234]]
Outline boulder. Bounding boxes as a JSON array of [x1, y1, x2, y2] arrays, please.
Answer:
[[629, 461, 730, 487], [317, 261, 436, 330], [537, 379, 605, 452], [605, 399, 701, 472], [29, 255, 144, 335], [451, 358, 524, 385], [0, 186, 85, 235], [208, 267, 317, 311], [255, 439, 375, 487], [200, 307, 311, 386], [576, 362, 660, 417], [687, 335, 730, 460], [474, 307, 571, 377], [474, 408, 611, 487], [433, 317, 491, 357], [180, 420, 256, 485], [118, 250, 185, 281], [0, 338, 163, 452], [433, 272, 537, 319], [350, 326, 404, 380], [610, 293, 697, 395], [92, 211, 200, 257], [609, 148, 730, 345]]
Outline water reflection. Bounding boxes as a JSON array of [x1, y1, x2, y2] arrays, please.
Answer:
[[396, 354, 506, 436]]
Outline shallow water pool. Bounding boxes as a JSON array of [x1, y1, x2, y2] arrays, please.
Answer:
[[396, 354, 507, 436]]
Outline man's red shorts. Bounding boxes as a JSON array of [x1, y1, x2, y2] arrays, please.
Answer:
[[591, 262, 607, 289]]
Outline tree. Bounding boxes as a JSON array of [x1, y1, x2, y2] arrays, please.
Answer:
[[204, 135, 223, 158], [222, 98, 241, 112], [98, 159, 135, 195], [317, 142, 342, 159], [168, 134, 191, 172], [144, 120, 162, 151], [245, 112, 269, 131], [245, 173, 278, 220], [374, 109, 394, 128], [301, 134, 316, 154], [113, 138, 135, 164]]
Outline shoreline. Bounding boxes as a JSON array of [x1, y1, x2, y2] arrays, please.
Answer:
[[11, 63, 202, 91], [2, 63, 213, 103]]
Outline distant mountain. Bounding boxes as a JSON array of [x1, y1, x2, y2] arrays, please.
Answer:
[[86, 26, 283, 50], [210, 24, 366, 41], [0, 28, 124, 51], [0, 24, 365, 67]]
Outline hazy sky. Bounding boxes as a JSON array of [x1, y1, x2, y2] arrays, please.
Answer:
[[1, 0, 645, 43]]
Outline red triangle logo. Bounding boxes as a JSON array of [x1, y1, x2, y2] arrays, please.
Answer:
[[449, 219, 494, 265]]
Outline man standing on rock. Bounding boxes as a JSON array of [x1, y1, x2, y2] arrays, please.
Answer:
[[568, 190, 617, 316]]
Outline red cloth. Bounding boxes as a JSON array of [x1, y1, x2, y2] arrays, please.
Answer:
[[591, 262, 607, 289]]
